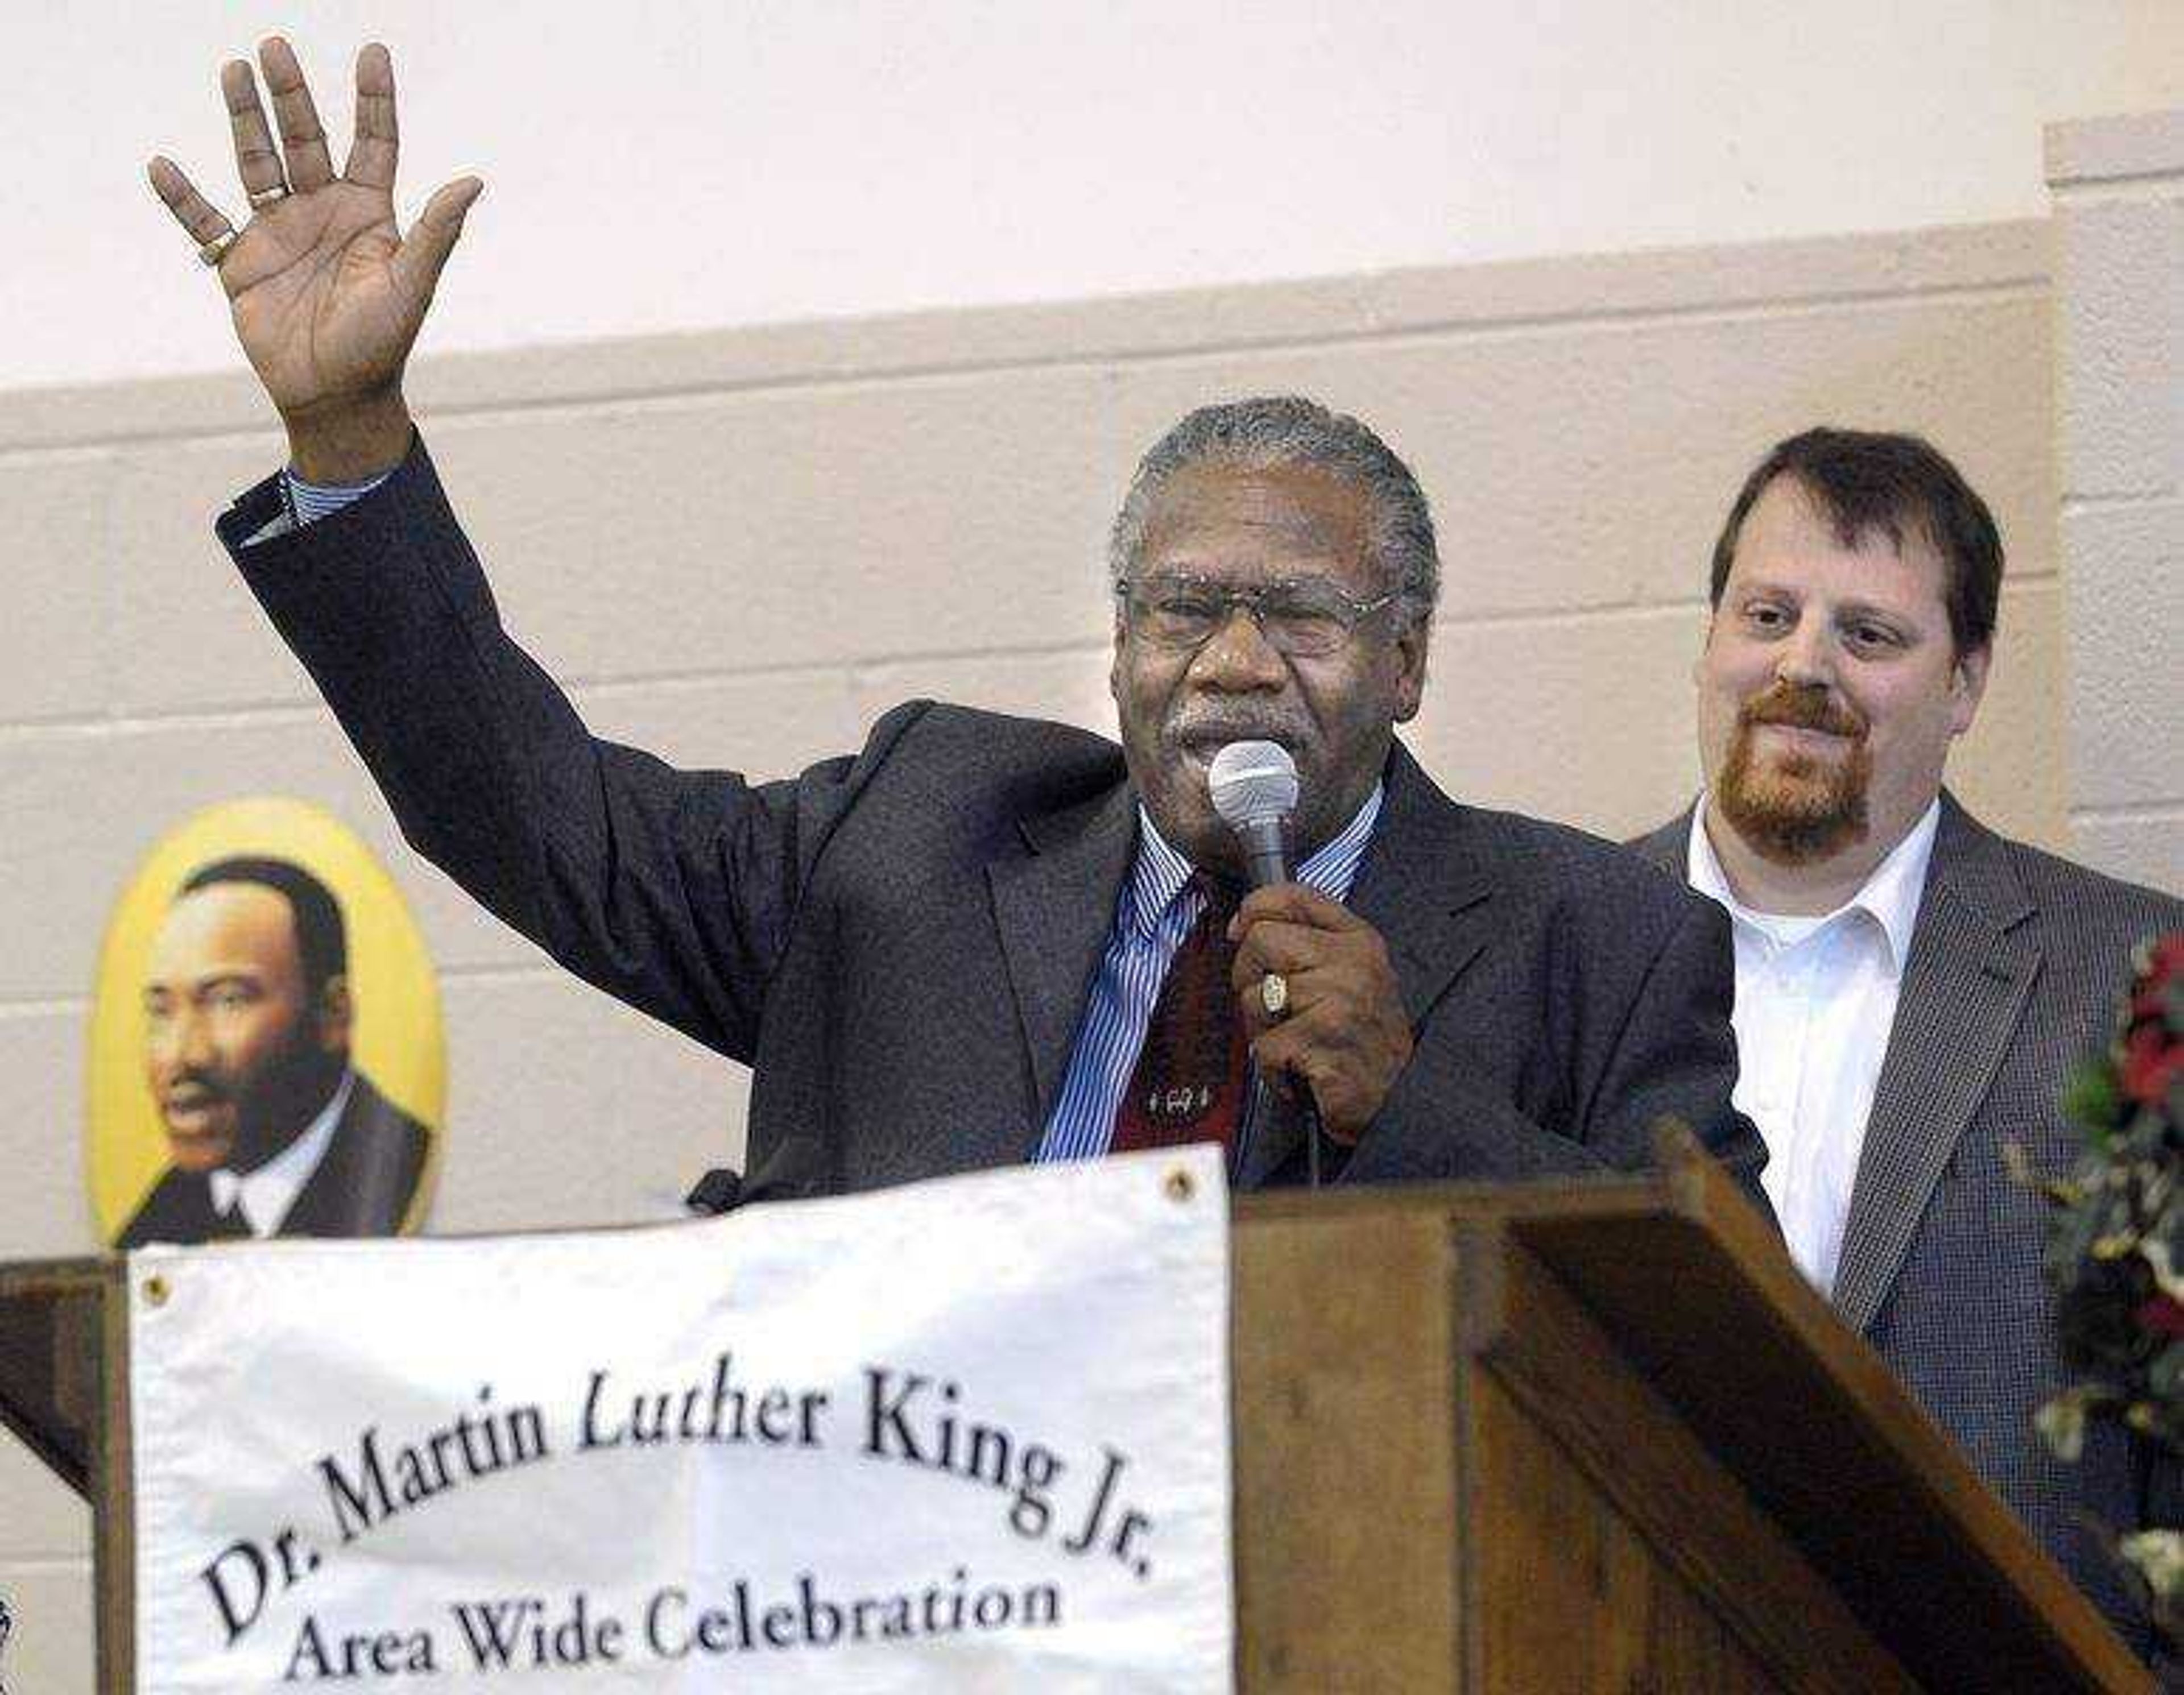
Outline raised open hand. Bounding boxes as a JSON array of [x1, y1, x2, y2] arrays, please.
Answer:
[[150, 38, 481, 479]]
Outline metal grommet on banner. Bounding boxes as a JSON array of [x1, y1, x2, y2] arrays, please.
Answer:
[[142, 1274, 171, 1308], [1164, 1167, 1196, 1204]]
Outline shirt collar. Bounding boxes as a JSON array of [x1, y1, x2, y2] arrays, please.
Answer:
[[1126, 782, 1385, 939], [1687, 797, 1941, 973], [209, 1068, 354, 1236]]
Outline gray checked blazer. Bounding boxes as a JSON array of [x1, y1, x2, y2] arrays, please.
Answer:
[[213, 437, 1767, 1211], [1633, 797, 2183, 1653]]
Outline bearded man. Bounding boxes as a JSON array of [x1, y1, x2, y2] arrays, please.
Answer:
[[1632, 426, 2182, 1653]]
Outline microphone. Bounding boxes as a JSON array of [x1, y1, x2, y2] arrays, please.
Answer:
[[1206, 740, 1298, 888], [1206, 740, 1329, 1187]]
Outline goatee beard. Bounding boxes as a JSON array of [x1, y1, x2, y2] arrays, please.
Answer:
[[1716, 682, 1871, 865]]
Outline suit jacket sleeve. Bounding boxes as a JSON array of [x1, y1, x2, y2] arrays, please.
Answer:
[[219, 436, 909, 1066], [1354, 863, 1768, 1207], [1583, 892, 1767, 1194]]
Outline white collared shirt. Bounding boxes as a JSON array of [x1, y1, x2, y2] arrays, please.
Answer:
[[208, 1070, 355, 1238], [1687, 801, 1941, 1294]]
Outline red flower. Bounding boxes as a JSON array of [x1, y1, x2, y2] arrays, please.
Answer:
[[2122, 1022, 2182, 1106], [2133, 933, 2183, 1023], [2138, 1293, 2184, 1340]]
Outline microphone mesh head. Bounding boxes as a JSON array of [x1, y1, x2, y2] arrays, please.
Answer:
[[1207, 740, 1300, 828]]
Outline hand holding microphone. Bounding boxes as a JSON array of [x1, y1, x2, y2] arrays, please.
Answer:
[[1207, 743, 1414, 1150]]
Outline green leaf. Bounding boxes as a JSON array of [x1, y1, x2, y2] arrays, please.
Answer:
[[2065, 1058, 2127, 1141]]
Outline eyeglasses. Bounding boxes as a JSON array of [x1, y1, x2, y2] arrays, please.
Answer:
[[1115, 573, 1399, 658]]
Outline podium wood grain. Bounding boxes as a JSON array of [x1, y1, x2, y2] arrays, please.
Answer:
[[1228, 1133, 2149, 1692]]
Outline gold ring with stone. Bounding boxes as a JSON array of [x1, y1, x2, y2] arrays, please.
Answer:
[[247, 183, 292, 209], [196, 229, 239, 267], [1260, 972, 1289, 1017]]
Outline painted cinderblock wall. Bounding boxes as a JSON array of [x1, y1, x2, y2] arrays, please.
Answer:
[[2049, 111, 2184, 894]]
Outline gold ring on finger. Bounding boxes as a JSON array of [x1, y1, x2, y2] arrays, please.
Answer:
[[1260, 972, 1289, 1018], [247, 184, 291, 209], [196, 229, 239, 267]]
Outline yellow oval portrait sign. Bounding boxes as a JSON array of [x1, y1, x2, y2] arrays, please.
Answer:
[[85, 798, 444, 1248]]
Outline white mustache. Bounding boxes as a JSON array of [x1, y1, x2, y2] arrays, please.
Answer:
[[1166, 714, 1308, 748]]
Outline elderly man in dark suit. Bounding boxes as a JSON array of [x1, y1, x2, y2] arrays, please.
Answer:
[[1631, 426, 2182, 1651], [147, 37, 1765, 1205]]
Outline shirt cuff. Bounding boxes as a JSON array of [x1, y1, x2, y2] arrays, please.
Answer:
[[286, 466, 394, 526]]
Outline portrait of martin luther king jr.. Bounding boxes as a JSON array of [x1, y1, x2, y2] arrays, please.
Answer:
[[117, 855, 430, 1246]]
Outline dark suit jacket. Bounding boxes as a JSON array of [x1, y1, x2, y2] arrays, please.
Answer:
[[1634, 797, 2183, 1652], [117, 1070, 432, 1246], [214, 438, 1764, 1204]]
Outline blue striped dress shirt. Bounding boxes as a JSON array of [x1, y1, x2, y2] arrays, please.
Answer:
[[1034, 786, 1383, 1163]]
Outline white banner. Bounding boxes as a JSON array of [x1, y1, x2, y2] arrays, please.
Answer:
[[129, 1146, 1232, 1692]]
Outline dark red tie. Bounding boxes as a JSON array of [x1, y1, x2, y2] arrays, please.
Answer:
[[1111, 877, 1248, 1155]]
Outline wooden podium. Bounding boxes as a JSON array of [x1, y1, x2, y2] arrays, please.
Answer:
[[1, 1133, 2152, 1692]]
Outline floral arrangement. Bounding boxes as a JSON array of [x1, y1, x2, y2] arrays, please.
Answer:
[[2020, 931, 2184, 1640]]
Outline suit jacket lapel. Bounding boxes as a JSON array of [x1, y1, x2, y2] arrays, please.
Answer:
[[1830, 796, 2041, 1335], [986, 781, 1140, 1149], [1245, 744, 1495, 1188], [1349, 746, 1498, 1027], [283, 1084, 357, 1235], [991, 744, 1498, 1187]]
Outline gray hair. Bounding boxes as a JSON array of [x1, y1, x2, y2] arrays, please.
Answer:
[[1107, 396, 1441, 629]]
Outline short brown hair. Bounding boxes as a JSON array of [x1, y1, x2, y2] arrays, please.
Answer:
[[1710, 428, 2003, 654]]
